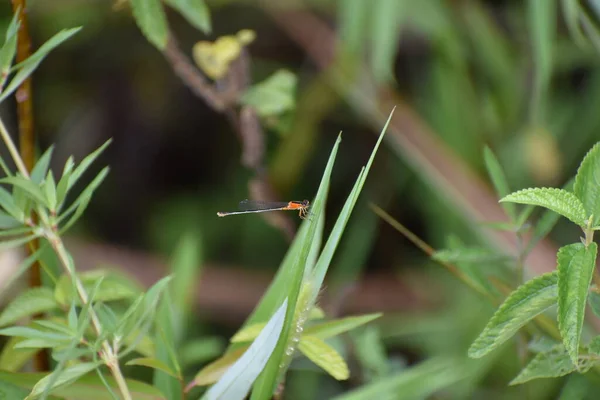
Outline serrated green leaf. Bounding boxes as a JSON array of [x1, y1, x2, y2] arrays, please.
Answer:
[[206, 298, 287, 400], [0, 287, 58, 328], [432, 247, 510, 264], [304, 313, 382, 340], [240, 70, 297, 118], [298, 335, 349, 380], [130, 0, 169, 50], [509, 344, 592, 385], [573, 142, 600, 227], [127, 357, 180, 379], [0, 176, 47, 208], [30, 145, 54, 185], [0, 28, 81, 103], [27, 362, 99, 398], [501, 188, 587, 226], [163, 0, 211, 33], [468, 272, 558, 358], [0, 11, 20, 89], [484, 146, 516, 221], [557, 242, 598, 365]]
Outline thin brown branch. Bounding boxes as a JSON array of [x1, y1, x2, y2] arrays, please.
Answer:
[[10, 0, 47, 372]]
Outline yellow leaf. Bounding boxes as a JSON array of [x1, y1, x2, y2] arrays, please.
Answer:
[[230, 322, 266, 343], [298, 336, 349, 380]]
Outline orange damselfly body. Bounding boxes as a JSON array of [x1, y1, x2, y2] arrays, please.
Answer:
[[217, 199, 311, 219]]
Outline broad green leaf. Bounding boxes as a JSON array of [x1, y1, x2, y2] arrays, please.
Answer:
[[240, 70, 297, 118], [163, 0, 211, 33], [468, 272, 558, 358], [573, 142, 600, 227], [0, 371, 165, 399], [130, 0, 169, 50], [0, 176, 47, 207], [191, 347, 246, 387], [206, 298, 287, 400], [500, 188, 587, 226], [557, 242, 598, 365], [0, 287, 58, 327], [298, 336, 349, 380], [331, 357, 467, 400], [483, 146, 516, 221], [509, 344, 592, 385], [0, 11, 20, 88], [432, 247, 510, 264], [30, 145, 54, 185], [0, 28, 81, 103], [28, 362, 99, 398], [127, 357, 180, 379], [231, 323, 265, 343], [303, 313, 382, 340]]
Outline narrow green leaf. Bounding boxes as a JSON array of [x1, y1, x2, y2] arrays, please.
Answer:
[[170, 232, 202, 324], [130, 0, 169, 50], [500, 188, 587, 226], [562, 0, 586, 46], [0, 287, 58, 327], [30, 145, 54, 185], [557, 242, 598, 365], [44, 171, 57, 211], [59, 166, 109, 233], [331, 357, 466, 400], [483, 146, 516, 221], [207, 298, 287, 400], [68, 140, 111, 193], [0, 326, 71, 342], [27, 362, 99, 398], [163, 0, 211, 33], [0, 233, 40, 251], [127, 357, 180, 379], [53, 269, 140, 307], [468, 272, 558, 358], [509, 344, 592, 385], [0, 186, 23, 220], [298, 336, 349, 380], [56, 156, 74, 209], [304, 313, 382, 340], [231, 323, 265, 343], [0, 176, 47, 207], [0, 336, 37, 372], [573, 142, 600, 227], [0, 28, 81, 103], [0, 211, 20, 229], [153, 291, 183, 400], [0, 11, 20, 89], [432, 247, 510, 264], [369, 0, 404, 84]]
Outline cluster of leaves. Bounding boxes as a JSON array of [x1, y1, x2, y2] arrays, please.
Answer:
[[433, 142, 600, 386]]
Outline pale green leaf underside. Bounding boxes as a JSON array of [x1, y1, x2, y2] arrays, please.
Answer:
[[510, 345, 593, 385], [557, 242, 598, 365], [501, 187, 587, 226], [468, 272, 558, 358], [573, 142, 600, 227]]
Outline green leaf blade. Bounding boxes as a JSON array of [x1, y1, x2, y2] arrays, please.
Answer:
[[483, 146, 516, 221], [557, 242, 598, 365], [298, 336, 349, 380], [573, 142, 600, 227], [500, 188, 587, 226], [163, 0, 211, 33], [130, 0, 169, 50], [0, 287, 58, 328], [468, 272, 558, 358]]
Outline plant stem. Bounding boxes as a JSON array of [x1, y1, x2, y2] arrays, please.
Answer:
[[0, 116, 132, 400]]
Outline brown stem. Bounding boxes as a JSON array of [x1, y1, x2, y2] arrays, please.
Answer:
[[10, 0, 47, 372]]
